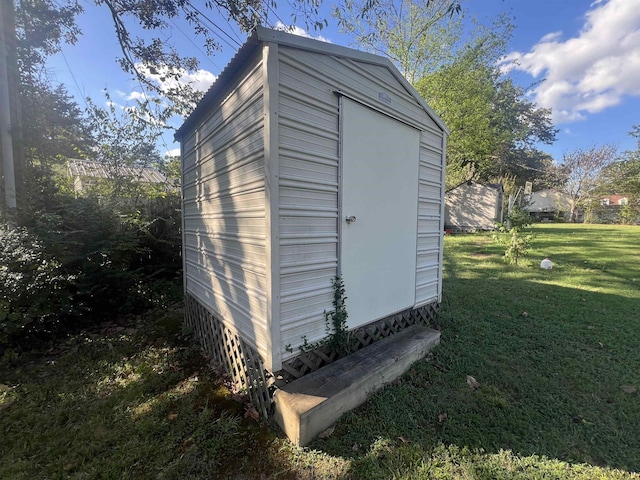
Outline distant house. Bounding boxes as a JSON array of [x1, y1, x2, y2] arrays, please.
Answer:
[[524, 189, 580, 222], [68, 159, 168, 196], [599, 195, 629, 207], [591, 195, 636, 224], [444, 181, 504, 231]]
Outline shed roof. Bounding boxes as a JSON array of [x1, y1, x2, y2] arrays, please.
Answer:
[[524, 189, 572, 212], [445, 180, 503, 194], [68, 159, 167, 184], [175, 26, 448, 141]]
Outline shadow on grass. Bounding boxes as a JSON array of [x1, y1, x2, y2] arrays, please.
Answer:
[[307, 233, 640, 478], [0, 309, 295, 480]]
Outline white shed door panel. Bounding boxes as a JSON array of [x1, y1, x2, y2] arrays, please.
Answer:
[[340, 98, 420, 330]]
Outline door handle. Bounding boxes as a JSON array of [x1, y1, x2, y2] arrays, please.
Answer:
[[345, 215, 356, 224]]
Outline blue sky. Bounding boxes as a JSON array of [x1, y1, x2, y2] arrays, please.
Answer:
[[47, 0, 640, 162]]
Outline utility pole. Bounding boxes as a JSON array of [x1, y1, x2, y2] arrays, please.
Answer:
[[0, 0, 17, 210]]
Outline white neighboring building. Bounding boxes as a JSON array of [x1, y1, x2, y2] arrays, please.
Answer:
[[444, 181, 504, 231], [525, 189, 579, 222]]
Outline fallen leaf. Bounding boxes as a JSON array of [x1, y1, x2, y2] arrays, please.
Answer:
[[598, 342, 604, 348], [318, 425, 335, 439], [398, 436, 410, 444], [0, 398, 16, 411], [621, 386, 637, 394], [244, 404, 260, 422], [438, 412, 448, 423], [232, 393, 248, 404], [521, 311, 528, 317], [466, 375, 481, 390], [167, 412, 178, 421], [180, 437, 195, 450]]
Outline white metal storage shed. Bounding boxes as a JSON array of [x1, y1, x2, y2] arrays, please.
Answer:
[[175, 27, 448, 408], [444, 181, 504, 231]]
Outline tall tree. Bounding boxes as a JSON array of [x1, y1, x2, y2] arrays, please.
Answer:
[[416, 38, 557, 188], [595, 125, 640, 209], [85, 93, 164, 201], [337, 0, 557, 189], [563, 144, 618, 223], [334, 0, 462, 83]]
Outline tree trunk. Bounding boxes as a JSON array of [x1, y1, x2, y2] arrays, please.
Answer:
[[569, 200, 577, 223]]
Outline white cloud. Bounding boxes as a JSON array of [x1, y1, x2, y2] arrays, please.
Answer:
[[501, 0, 640, 124], [136, 65, 217, 95], [165, 147, 180, 157], [274, 21, 331, 43], [127, 91, 147, 101]]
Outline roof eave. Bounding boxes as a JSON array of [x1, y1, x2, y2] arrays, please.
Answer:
[[175, 27, 449, 142]]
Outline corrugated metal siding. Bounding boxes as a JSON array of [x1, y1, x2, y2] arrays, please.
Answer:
[[276, 46, 445, 359], [181, 54, 270, 359], [277, 48, 339, 358], [416, 137, 445, 305]]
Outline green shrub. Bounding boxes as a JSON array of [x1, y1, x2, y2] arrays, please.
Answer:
[[493, 205, 534, 264], [1, 189, 182, 349], [0, 223, 75, 344]]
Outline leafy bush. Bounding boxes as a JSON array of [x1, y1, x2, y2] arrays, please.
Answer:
[[1, 190, 183, 349], [0, 223, 75, 344]]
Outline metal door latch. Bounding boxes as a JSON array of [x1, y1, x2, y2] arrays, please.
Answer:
[[345, 215, 356, 224]]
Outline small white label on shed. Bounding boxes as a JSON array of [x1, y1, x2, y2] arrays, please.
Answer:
[[379, 92, 391, 105]]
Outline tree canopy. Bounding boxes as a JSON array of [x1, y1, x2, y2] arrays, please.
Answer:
[[600, 126, 640, 194], [333, 0, 557, 189], [412, 15, 557, 188], [562, 144, 618, 222]]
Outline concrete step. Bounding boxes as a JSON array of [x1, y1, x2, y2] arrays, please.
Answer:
[[273, 324, 441, 446]]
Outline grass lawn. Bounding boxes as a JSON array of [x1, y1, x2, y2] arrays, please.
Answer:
[[2, 224, 640, 479]]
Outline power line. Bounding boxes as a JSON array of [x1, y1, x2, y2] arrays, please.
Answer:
[[187, 3, 243, 49], [59, 49, 91, 110], [266, 3, 287, 28], [168, 17, 222, 72]]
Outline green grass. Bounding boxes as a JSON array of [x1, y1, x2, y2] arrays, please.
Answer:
[[2, 224, 640, 479]]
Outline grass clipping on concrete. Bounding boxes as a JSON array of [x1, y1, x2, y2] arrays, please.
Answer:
[[1, 224, 640, 479]]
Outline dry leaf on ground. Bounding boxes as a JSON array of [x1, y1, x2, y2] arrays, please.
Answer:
[[318, 425, 335, 439], [244, 404, 260, 421], [466, 375, 481, 390]]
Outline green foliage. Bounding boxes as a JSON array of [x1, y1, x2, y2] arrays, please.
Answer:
[[324, 275, 350, 355], [334, 0, 463, 83], [1, 188, 182, 349], [563, 144, 618, 222], [416, 39, 557, 188], [15, 0, 83, 80], [0, 224, 75, 343], [617, 203, 639, 225], [493, 205, 533, 264], [294, 276, 352, 355]]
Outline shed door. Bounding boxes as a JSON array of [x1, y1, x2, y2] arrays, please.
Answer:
[[340, 98, 420, 330]]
